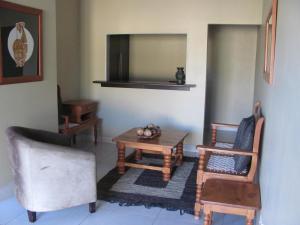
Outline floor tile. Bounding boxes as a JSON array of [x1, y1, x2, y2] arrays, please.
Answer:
[[80, 201, 160, 225], [223, 214, 246, 225], [0, 198, 24, 224], [153, 210, 224, 225], [0, 141, 246, 225], [97, 201, 161, 217], [153, 209, 200, 225], [211, 213, 224, 225], [7, 204, 89, 225], [153, 218, 202, 225]]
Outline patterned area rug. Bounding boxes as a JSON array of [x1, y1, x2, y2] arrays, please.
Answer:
[[97, 154, 197, 214]]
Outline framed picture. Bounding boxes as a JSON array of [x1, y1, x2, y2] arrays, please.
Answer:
[[0, 0, 42, 85], [264, 0, 277, 85]]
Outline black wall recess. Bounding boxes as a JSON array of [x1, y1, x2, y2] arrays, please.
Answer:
[[107, 35, 129, 81]]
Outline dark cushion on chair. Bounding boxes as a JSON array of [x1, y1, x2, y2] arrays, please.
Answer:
[[233, 115, 255, 172]]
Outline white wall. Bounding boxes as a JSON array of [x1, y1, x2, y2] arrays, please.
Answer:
[[56, 0, 80, 100], [205, 25, 257, 130], [254, 0, 300, 224], [80, 0, 262, 146], [129, 34, 186, 82], [0, 0, 58, 200]]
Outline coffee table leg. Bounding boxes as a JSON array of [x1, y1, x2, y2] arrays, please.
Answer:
[[176, 142, 183, 166], [117, 143, 126, 174], [163, 152, 172, 181], [135, 149, 142, 161]]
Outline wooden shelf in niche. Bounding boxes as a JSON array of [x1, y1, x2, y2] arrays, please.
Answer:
[[93, 81, 196, 91]]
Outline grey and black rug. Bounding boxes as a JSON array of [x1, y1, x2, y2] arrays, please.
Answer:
[[97, 154, 197, 214]]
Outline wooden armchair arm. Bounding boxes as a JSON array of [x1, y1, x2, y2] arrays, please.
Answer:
[[196, 145, 255, 156]]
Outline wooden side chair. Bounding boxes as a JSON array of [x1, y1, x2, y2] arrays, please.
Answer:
[[194, 102, 264, 219], [57, 85, 99, 144]]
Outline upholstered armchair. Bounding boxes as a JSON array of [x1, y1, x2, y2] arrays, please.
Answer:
[[5, 126, 97, 223]]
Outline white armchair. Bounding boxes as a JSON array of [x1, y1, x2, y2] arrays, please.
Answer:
[[6, 126, 97, 223]]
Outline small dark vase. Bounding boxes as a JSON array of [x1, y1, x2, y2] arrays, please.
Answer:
[[175, 67, 186, 85]]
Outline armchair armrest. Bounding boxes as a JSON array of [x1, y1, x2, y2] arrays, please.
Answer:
[[196, 145, 255, 156]]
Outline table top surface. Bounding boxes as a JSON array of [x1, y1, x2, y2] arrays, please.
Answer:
[[113, 128, 189, 148], [201, 179, 261, 210]]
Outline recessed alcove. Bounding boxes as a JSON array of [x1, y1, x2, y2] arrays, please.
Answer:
[[204, 24, 259, 143], [94, 34, 196, 91]]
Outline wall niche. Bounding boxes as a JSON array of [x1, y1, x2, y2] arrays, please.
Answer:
[[94, 34, 195, 91], [107, 34, 187, 82]]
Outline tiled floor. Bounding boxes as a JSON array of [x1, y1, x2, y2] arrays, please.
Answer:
[[0, 139, 247, 225]]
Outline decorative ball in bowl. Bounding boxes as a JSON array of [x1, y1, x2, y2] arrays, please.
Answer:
[[136, 124, 161, 139]]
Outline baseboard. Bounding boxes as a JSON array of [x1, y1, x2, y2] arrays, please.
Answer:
[[0, 182, 14, 201]]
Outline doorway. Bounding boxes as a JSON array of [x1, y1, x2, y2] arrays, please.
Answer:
[[204, 25, 258, 144]]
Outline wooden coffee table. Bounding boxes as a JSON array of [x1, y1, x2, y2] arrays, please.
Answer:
[[113, 128, 189, 181]]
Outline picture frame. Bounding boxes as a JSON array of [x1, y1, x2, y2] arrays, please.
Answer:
[[0, 0, 43, 85], [264, 0, 277, 85]]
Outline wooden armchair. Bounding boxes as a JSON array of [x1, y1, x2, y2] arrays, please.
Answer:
[[194, 102, 264, 219]]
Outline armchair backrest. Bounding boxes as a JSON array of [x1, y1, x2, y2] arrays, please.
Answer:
[[252, 101, 264, 154], [248, 102, 264, 181], [253, 101, 262, 122]]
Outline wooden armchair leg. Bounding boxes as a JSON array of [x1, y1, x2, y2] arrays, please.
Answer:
[[194, 183, 203, 219], [195, 149, 205, 219], [194, 201, 202, 219], [89, 202, 96, 213], [27, 210, 36, 223]]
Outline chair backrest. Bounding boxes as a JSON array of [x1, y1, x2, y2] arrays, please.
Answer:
[[57, 85, 65, 124], [253, 101, 262, 122], [252, 101, 264, 154], [247, 101, 264, 181]]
